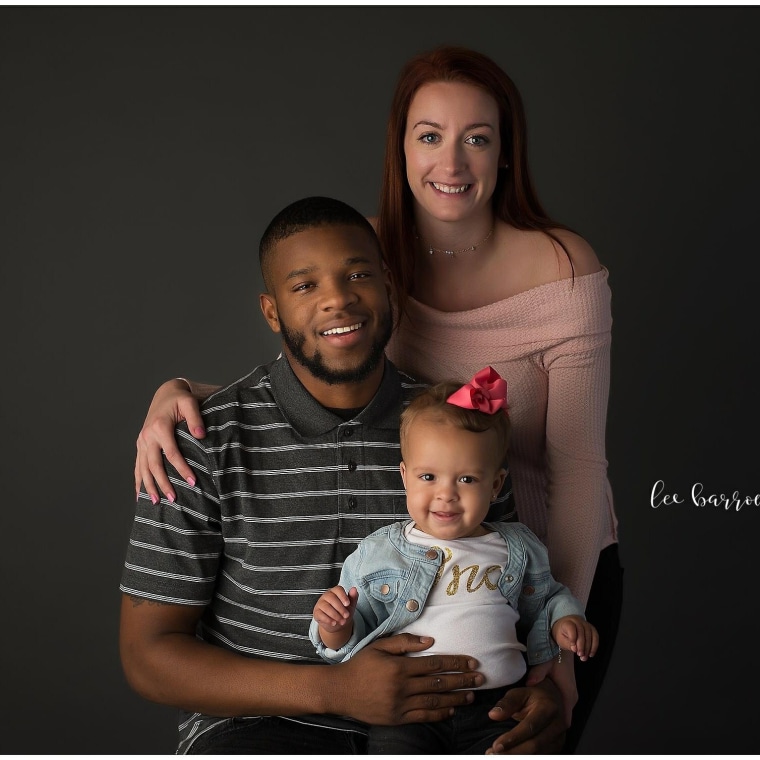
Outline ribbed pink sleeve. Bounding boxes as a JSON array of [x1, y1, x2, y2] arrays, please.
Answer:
[[386, 268, 618, 606]]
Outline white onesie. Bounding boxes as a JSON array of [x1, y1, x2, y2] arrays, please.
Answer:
[[398, 523, 527, 689]]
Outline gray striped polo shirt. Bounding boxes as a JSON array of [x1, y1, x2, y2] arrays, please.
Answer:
[[121, 355, 513, 751]]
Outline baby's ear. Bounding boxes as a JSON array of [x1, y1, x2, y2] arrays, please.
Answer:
[[399, 461, 407, 487], [492, 467, 507, 498]]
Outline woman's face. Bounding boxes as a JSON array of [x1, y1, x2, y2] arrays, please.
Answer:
[[403, 80, 501, 226]]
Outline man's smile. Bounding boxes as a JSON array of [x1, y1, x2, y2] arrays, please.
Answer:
[[321, 321, 364, 336]]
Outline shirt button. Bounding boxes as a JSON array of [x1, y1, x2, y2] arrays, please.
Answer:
[[380, 584, 390, 595], [347, 460, 357, 472], [506, 575, 514, 583], [522, 585, 535, 596], [343, 428, 353, 437], [405, 599, 419, 612], [348, 497, 356, 509], [425, 549, 438, 560]]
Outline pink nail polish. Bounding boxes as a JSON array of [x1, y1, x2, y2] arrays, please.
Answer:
[[150, 494, 158, 505], [187, 476, 196, 487], [193, 427, 205, 437], [167, 492, 175, 503]]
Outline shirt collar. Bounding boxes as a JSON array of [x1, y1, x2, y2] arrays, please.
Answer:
[[268, 354, 404, 438]]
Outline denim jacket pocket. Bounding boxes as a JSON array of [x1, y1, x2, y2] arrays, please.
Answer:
[[362, 571, 406, 621], [365, 572, 404, 603], [517, 571, 551, 617]]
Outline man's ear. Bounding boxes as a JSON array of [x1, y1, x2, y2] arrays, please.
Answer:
[[259, 293, 281, 334], [399, 461, 407, 488]]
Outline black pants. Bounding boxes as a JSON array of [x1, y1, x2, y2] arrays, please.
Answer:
[[368, 686, 519, 754], [563, 543, 624, 753], [186, 716, 367, 754]]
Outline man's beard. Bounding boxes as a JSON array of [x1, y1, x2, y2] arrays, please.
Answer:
[[279, 310, 393, 386]]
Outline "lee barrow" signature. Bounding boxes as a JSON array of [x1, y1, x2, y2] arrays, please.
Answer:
[[651, 480, 760, 511]]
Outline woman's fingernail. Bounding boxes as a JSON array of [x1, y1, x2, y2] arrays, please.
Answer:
[[193, 426, 205, 437], [150, 494, 158, 505], [167, 492, 175, 503], [186, 476, 196, 487]]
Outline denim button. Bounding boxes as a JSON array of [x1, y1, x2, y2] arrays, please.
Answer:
[[380, 584, 390, 595], [522, 585, 535, 596], [425, 549, 438, 560], [405, 599, 419, 612]]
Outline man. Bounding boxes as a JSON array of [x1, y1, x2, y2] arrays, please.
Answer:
[[121, 196, 565, 754]]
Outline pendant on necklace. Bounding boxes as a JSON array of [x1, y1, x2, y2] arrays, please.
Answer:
[[423, 227, 494, 258]]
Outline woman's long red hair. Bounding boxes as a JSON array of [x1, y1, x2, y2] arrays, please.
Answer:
[[377, 46, 571, 317]]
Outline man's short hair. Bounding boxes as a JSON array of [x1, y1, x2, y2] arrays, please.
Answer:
[[259, 196, 380, 291]]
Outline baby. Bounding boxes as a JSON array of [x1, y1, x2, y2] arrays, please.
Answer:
[[310, 366, 598, 753]]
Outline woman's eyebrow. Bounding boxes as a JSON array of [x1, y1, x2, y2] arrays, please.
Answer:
[[412, 119, 495, 131]]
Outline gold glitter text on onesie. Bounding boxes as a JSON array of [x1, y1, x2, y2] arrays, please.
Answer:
[[430, 546, 501, 595]]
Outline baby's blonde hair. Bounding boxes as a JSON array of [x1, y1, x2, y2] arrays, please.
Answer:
[[400, 381, 511, 467]]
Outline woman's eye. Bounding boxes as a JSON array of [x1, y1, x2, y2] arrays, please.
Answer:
[[466, 135, 489, 147], [419, 133, 439, 145], [349, 271, 370, 280]]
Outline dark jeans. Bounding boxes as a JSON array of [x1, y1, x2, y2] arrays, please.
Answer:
[[563, 543, 624, 753], [368, 687, 518, 754], [186, 716, 368, 754]]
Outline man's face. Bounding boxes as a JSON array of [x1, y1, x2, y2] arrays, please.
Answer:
[[260, 224, 394, 399]]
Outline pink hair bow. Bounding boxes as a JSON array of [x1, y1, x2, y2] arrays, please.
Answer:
[[446, 366, 508, 415]]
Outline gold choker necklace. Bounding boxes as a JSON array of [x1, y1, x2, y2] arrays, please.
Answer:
[[420, 227, 494, 257]]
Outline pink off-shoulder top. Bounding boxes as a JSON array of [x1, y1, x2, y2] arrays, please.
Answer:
[[387, 267, 619, 605]]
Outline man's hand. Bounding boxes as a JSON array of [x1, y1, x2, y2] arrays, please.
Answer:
[[332, 633, 485, 725], [526, 655, 577, 729], [485, 679, 566, 754]]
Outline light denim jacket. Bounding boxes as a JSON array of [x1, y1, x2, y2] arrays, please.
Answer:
[[309, 520, 585, 666]]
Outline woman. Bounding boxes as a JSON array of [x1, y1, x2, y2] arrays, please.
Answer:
[[135, 46, 622, 752]]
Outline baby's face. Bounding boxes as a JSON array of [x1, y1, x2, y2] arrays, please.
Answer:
[[400, 417, 506, 540]]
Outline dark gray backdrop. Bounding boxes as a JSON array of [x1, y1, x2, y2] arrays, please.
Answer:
[[1, 6, 758, 754]]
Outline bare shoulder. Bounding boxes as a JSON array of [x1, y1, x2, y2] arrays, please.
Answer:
[[549, 228, 601, 278], [500, 225, 602, 294]]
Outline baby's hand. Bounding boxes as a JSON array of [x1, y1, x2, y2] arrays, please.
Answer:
[[313, 585, 358, 630], [552, 615, 599, 661]]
